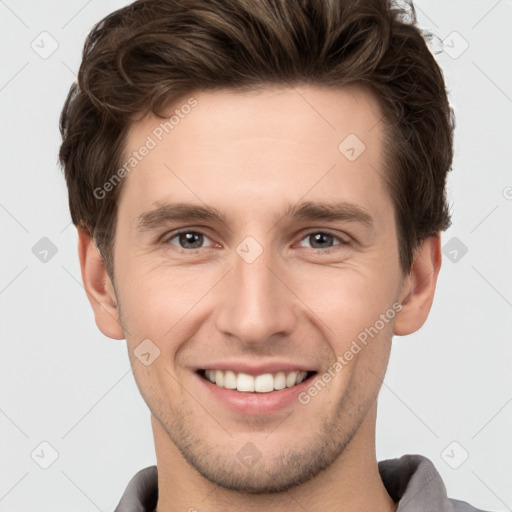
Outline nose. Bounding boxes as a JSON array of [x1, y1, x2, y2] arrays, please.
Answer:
[[214, 242, 298, 349]]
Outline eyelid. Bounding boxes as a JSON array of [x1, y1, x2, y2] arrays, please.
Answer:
[[295, 229, 352, 248], [162, 228, 218, 250], [161, 227, 352, 252]]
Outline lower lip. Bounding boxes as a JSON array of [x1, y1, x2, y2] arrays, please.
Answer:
[[197, 373, 314, 415]]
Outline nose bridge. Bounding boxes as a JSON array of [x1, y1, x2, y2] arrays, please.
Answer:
[[215, 239, 296, 345]]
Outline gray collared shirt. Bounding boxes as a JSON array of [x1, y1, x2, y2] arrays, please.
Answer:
[[114, 454, 491, 511]]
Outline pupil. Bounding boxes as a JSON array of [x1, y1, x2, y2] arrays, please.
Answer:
[[311, 233, 331, 248], [180, 232, 202, 249]]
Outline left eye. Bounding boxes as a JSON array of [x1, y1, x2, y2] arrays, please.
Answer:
[[166, 231, 214, 250], [297, 232, 347, 250]]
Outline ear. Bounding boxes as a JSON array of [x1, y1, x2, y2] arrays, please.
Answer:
[[393, 235, 442, 336], [77, 227, 125, 340]]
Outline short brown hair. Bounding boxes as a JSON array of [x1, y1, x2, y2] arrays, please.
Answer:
[[59, 0, 454, 277]]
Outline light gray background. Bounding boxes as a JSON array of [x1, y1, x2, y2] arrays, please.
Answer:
[[1, 1, 511, 511]]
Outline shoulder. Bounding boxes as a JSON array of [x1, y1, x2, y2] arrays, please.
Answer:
[[450, 498, 494, 512], [378, 454, 497, 512], [114, 465, 158, 512]]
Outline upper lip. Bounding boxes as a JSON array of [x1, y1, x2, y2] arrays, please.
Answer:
[[198, 361, 317, 375]]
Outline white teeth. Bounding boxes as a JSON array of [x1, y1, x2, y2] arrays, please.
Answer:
[[286, 371, 298, 388], [237, 373, 255, 392], [224, 370, 237, 389], [254, 373, 274, 393], [274, 372, 286, 390], [296, 371, 308, 384], [203, 369, 310, 393]]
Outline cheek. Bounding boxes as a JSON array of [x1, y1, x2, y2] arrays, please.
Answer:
[[289, 262, 400, 343], [116, 255, 219, 335], [129, 356, 186, 425]]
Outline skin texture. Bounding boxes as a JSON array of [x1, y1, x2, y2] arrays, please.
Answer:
[[78, 85, 441, 511]]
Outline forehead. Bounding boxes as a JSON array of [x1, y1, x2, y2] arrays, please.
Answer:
[[126, 84, 384, 155], [119, 85, 390, 221]]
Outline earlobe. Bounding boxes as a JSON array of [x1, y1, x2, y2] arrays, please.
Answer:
[[393, 235, 442, 336], [77, 227, 125, 340]]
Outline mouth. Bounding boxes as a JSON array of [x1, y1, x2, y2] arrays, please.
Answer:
[[198, 369, 317, 393]]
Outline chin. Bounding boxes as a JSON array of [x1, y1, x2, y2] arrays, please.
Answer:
[[183, 446, 333, 493], [161, 410, 359, 494]]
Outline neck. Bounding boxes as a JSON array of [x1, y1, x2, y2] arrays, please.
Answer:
[[152, 403, 397, 512]]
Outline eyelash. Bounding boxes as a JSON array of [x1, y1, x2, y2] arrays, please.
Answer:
[[162, 229, 351, 254]]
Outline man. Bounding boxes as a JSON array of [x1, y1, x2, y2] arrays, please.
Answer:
[[59, 0, 490, 510]]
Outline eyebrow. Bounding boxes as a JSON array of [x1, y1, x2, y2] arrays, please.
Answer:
[[136, 200, 374, 231], [282, 201, 374, 228], [137, 202, 226, 230]]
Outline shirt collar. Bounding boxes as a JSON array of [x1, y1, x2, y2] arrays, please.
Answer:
[[379, 454, 453, 511]]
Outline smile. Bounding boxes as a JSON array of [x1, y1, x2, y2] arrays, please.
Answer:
[[200, 369, 315, 393]]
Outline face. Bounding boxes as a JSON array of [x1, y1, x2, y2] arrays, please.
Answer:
[[109, 86, 408, 492]]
